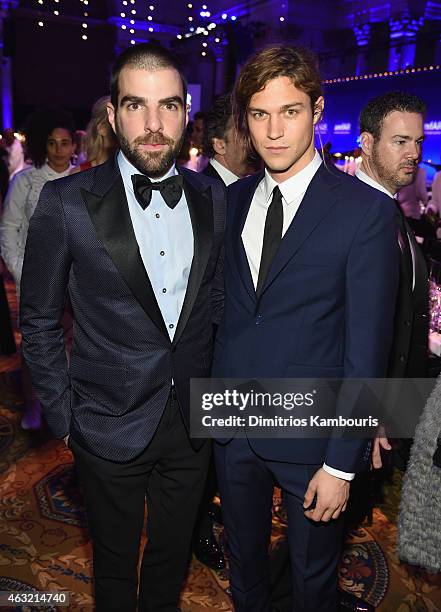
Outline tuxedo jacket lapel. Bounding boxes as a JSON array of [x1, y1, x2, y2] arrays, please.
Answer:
[[173, 170, 213, 345], [81, 158, 169, 339], [258, 164, 340, 297]]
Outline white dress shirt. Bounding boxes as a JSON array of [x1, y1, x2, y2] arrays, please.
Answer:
[[209, 158, 239, 186], [356, 167, 415, 290], [118, 151, 193, 341], [242, 150, 354, 481], [242, 151, 322, 288]]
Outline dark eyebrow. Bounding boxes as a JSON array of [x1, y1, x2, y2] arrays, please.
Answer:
[[248, 101, 304, 113], [393, 134, 425, 141], [280, 102, 305, 111], [119, 95, 145, 107], [119, 95, 184, 108], [158, 96, 184, 107]]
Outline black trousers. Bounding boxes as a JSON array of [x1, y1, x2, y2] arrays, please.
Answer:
[[215, 437, 344, 612], [70, 392, 210, 612]]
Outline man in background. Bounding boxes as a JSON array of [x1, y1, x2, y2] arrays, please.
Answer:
[[356, 91, 429, 469], [203, 93, 257, 185]]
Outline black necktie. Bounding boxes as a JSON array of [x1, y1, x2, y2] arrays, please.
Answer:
[[256, 185, 283, 296], [396, 207, 413, 282], [131, 174, 184, 210]]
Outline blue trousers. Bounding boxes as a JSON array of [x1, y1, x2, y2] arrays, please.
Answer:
[[214, 437, 344, 612]]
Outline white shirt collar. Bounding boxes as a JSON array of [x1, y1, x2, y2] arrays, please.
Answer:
[[355, 167, 395, 199], [260, 149, 322, 205], [209, 158, 239, 186], [117, 150, 177, 195]]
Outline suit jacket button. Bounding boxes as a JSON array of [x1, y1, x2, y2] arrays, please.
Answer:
[[171, 345, 176, 353], [404, 320, 411, 326], [255, 315, 263, 325], [399, 355, 406, 363]]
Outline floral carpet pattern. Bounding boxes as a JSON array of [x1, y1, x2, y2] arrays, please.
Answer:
[[0, 279, 440, 611]]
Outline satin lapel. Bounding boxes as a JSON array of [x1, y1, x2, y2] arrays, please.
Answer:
[[172, 173, 213, 346], [232, 172, 264, 301], [81, 171, 169, 339], [405, 218, 428, 297], [258, 164, 340, 297]]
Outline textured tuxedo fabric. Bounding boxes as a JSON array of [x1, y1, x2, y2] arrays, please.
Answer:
[[20, 154, 226, 611], [20, 155, 226, 461], [69, 392, 210, 612]]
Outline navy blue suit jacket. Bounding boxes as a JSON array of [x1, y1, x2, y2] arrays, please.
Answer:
[[213, 163, 399, 472], [20, 156, 226, 462]]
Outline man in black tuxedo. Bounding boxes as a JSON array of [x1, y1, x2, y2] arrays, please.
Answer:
[[20, 43, 225, 612], [203, 93, 256, 185], [356, 91, 429, 468]]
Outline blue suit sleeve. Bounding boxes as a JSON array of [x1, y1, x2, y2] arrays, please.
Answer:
[[325, 192, 400, 472]]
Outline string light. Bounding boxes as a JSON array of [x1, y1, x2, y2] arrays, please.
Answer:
[[322, 64, 441, 84], [81, 0, 90, 42]]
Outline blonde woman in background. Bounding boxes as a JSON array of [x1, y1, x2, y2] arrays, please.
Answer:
[[71, 96, 117, 173]]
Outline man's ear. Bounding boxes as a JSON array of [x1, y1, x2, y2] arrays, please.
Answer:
[[360, 131, 374, 157], [107, 103, 116, 134], [185, 104, 190, 128], [212, 137, 227, 156], [313, 96, 324, 125]]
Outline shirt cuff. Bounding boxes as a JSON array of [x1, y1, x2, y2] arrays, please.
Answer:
[[323, 463, 355, 481]]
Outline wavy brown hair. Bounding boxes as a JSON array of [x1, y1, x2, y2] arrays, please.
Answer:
[[233, 45, 323, 158]]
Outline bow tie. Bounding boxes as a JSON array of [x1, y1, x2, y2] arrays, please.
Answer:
[[131, 174, 184, 210]]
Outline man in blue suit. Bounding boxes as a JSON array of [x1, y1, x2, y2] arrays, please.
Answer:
[[213, 45, 399, 612], [20, 44, 225, 611]]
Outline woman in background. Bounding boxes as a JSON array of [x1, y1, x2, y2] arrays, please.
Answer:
[[71, 96, 117, 173]]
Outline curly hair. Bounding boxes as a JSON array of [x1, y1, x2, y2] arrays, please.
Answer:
[[22, 108, 75, 168]]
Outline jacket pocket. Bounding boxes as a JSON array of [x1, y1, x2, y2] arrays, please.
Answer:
[[69, 356, 128, 414]]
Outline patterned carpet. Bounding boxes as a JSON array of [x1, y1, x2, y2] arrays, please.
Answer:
[[0, 279, 440, 611]]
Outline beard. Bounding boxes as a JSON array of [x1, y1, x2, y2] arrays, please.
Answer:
[[371, 144, 418, 191], [115, 121, 185, 178]]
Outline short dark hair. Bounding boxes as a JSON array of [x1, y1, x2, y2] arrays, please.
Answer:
[[359, 91, 427, 139], [203, 93, 233, 158], [233, 44, 323, 158], [23, 108, 75, 168], [110, 43, 188, 108]]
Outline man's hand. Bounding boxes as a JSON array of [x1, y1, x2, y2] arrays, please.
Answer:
[[371, 425, 391, 469], [303, 467, 350, 522], [63, 435, 69, 447]]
